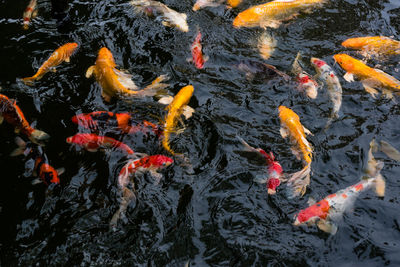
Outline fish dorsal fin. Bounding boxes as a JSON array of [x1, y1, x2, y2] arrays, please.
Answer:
[[113, 68, 138, 90], [373, 68, 400, 85]]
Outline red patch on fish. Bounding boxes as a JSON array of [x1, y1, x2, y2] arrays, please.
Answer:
[[191, 31, 207, 69], [295, 199, 330, 224]]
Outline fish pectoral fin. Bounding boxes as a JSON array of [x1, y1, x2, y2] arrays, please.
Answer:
[[362, 83, 379, 98], [85, 66, 95, 78], [56, 168, 65, 176], [14, 128, 20, 134], [203, 55, 209, 62], [32, 178, 42, 185], [150, 170, 163, 185], [158, 95, 174, 105], [291, 147, 302, 161], [382, 89, 394, 99], [343, 72, 354, 82], [307, 197, 316, 206], [32, 10, 38, 18], [101, 91, 112, 102], [280, 127, 289, 139], [261, 19, 280, 29], [183, 105, 195, 119], [64, 57, 70, 63], [186, 57, 193, 63], [303, 126, 313, 136], [317, 220, 338, 235], [380, 140, 400, 161], [162, 20, 172, 27], [50, 67, 57, 73]]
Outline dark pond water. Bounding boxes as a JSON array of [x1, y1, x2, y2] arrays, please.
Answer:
[[1, 0, 400, 265]]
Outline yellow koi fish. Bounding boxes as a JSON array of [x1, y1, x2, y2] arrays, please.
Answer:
[[333, 54, 400, 99], [342, 36, 400, 58], [278, 105, 313, 197], [233, 0, 327, 29], [86, 47, 169, 102], [162, 85, 194, 155], [22, 42, 78, 85]]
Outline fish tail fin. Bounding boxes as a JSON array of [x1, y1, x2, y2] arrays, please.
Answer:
[[286, 164, 311, 198], [110, 187, 137, 230], [324, 113, 339, 131], [29, 129, 50, 144], [291, 51, 303, 74], [21, 76, 36, 85], [237, 136, 257, 152], [162, 131, 175, 155], [136, 75, 170, 97], [374, 172, 385, 197], [10, 137, 30, 157]]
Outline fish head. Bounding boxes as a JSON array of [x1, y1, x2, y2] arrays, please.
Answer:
[[278, 105, 297, 121], [293, 199, 330, 226], [341, 37, 365, 49], [66, 133, 92, 145], [310, 57, 326, 69], [333, 54, 354, 72], [233, 8, 262, 28], [170, 13, 189, 32], [65, 42, 79, 53], [97, 47, 116, 67], [267, 177, 281, 195], [192, 0, 211, 11], [152, 155, 174, 168]]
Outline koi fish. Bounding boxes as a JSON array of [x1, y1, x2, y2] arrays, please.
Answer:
[[86, 47, 169, 102], [110, 154, 173, 227], [258, 32, 276, 60], [232, 0, 327, 29], [293, 139, 385, 234], [292, 52, 319, 99], [71, 111, 162, 137], [22, 0, 37, 30], [310, 57, 342, 129], [189, 30, 208, 69], [0, 94, 49, 144], [22, 42, 78, 85], [130, 0, 189, 32], [333, 54, 400, 99], [235, 60, 290, 82], [342, 36, 400, 58], [278, 106, 313, 197], [238, 137, 284, 194], [11, 137, 64, 185], [192, 0, 241, 11], [66, 133, 135, 155], [162, 85, 195, 155]]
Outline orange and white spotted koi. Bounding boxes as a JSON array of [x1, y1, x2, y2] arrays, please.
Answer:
[[293, 139, 385, 234]]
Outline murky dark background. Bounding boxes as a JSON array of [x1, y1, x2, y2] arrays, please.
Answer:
[[1, 0, 400, 265]]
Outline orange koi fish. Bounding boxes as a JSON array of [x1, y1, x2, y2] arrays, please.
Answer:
[[333, 54, 400, 98], [110, 155, 173, 228], [342, 36, 400, 57], [192, 0, 241, 11], [22, 42, 78, 85], [293, 139, 385, 234], [278, 106, 313, 197], [0, 94, 49, 144], [11, 138, 64, 185], [162, 85, 194, 155], [233, 0, 327, 29], [86, 47, 169, 102], [189, 30, 208, 69], [66, 133, 135, 155], [22, 0, 37, 30]]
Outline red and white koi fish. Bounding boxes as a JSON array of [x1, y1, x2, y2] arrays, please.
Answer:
[[0, 94, 49, 145], [11, 137, 64, 186], [71, 111, 162, 137], [110, 155, 173, 227], [292, 52, 318, 99], [22, 0, 37, 30], [22, 43, 79, 85], [66, 133, 135, 155], [189, 30, 208, 69], [293, 139, 385, 234], [310, 57, 342, 129], [238, 137, 284, 194]]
